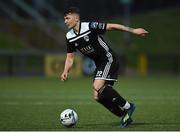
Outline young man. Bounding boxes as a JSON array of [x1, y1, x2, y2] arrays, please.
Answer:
[[60, 7, 148, 128]]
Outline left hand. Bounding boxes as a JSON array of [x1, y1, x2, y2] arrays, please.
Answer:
[[133, 28, 148, 37]]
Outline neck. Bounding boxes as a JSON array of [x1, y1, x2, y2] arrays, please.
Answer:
[[73, 21, 80, 33]]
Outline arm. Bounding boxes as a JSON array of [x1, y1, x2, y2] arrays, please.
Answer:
[[60, 53, 75, 81], [106, 23, 148, 36]]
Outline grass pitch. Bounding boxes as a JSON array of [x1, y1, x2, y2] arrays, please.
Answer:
[[0, 76, 180, 131]]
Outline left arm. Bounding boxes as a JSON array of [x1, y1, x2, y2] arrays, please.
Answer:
[[106, 23, 148, 37]]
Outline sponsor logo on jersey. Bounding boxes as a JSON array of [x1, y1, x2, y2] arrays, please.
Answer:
[[80, 45, 95, 54]]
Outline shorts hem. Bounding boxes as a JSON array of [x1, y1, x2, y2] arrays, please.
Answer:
[[94, 77, 117, 81]]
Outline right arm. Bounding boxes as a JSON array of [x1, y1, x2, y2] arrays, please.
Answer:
[[89, 22, 148, 36], [60, 53, 75, 81], [106, 23, 148, 36]]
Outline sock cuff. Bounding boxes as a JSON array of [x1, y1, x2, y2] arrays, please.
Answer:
[[123, 101, 130, 109]]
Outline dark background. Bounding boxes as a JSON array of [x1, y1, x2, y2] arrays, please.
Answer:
[[1, 0, 180, 19], [0, 0, 180, 76]]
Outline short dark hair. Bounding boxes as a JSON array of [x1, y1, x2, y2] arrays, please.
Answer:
[[64, 7, 80, 16]]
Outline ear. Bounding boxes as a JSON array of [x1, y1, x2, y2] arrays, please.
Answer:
[[74, 14, 80, 22]]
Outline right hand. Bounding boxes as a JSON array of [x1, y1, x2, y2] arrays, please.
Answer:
[[60, 72, 68, 82], [132, 28, 148, 36]]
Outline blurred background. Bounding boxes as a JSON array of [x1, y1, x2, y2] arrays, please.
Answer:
[[0, 0, 180, 77], [0, 0, 180, 131]]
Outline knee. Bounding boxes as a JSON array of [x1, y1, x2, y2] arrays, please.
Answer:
[[93, 85, 103, 101], [94, 96, 99, 101], [93, 90, 99, 101], [93, 84, 101, 92], [93, 84, 100, 91], [93, 85, 106, 101], [93, 80, 105, 92]]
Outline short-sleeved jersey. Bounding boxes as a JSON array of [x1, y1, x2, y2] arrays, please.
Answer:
[[66, 22, 117, 66]]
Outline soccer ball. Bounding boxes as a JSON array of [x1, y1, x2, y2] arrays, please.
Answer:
[[60, 109, 78, 127]]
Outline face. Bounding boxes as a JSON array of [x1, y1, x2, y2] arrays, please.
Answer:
[[64, 13, 79, 29]]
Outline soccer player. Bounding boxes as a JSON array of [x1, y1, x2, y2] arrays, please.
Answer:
[[60, 7, 148, 128]]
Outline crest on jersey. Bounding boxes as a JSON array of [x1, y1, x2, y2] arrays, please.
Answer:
[[84, 35, 89, 42], [90, 22, 98, 29]]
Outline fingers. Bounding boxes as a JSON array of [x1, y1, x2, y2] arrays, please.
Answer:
[[142, 30, 149, 34], [133, 28, 148, 36], [142, 31, 148, 36], [60, 73, 68, 82], [61, 75, 66, 81], [138, 29, 148, 37], [144, 30, 149, 33], [61, 77, 65, 82]]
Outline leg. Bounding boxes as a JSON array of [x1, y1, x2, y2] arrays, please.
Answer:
[[95, 80, 127, 108], [93, 79, 105, 100], [93, 57, 135, 127], [120, 103, 136, 128], [94, 80, 136, 127], [93, 79, 125, 117]]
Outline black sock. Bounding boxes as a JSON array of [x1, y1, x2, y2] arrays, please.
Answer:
[[96, 98, 125, 117], [98, 85, 127, 108]]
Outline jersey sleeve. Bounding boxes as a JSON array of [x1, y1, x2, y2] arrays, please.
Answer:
[[66, 39, 76, 53], [89, 22, 107, 34]]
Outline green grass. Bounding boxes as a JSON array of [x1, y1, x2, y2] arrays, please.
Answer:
[[0, 76, 180, 131]]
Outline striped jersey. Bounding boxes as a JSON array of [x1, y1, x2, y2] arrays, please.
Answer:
[[65, 22, 117, 66]]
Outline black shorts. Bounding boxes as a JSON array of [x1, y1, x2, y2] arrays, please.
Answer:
[[93, 57, 120, 81]]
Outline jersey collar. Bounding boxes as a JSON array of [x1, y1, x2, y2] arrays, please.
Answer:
[[73, 21, 81, 35]]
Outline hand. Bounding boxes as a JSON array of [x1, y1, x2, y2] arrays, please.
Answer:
[[133, 28, 148, 36], [60, 72, 68, 82]]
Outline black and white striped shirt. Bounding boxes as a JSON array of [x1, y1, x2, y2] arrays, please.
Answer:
[[66, 22, 116, 66]]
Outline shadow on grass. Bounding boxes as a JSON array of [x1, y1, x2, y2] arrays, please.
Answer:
[[133, 122, 180, 125], [83, 122, 180, 127]]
